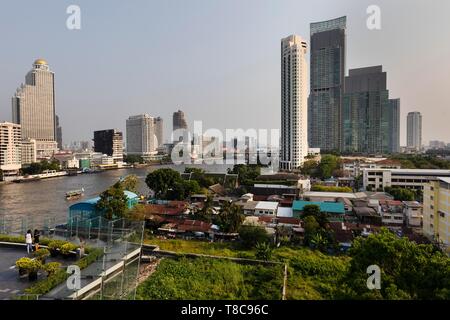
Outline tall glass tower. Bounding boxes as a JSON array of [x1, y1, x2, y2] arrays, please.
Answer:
[[309, 16, 346, 153]]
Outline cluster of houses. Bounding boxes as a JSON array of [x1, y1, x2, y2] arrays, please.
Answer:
[[137, 172, 427, 248]]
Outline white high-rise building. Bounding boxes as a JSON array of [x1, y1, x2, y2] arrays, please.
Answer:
[[280, 35, 308, 171], [126, 114, 158, 157], [407, 111, 422, 151], [12, 59, 58, 158], [21, 138, 37, 165], [0, 122, 22, 176]]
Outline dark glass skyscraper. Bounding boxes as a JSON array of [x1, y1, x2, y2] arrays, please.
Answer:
[[309, 16, 346, 152], [342, 66, 399, 154]]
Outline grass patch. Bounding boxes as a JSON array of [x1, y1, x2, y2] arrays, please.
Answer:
[[136, 257, 284, 300]]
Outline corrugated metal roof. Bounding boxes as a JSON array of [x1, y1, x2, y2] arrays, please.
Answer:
[[292, 201, 345, 214]]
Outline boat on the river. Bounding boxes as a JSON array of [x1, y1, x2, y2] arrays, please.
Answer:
[[65, 188, 84, 200], [12, 176, 41, 183]]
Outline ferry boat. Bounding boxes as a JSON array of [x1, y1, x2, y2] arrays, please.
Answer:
[[65, 188, 85, 201]]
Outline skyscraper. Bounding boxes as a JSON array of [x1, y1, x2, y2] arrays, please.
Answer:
[[55, 115, 63, 150], [12, 59, 57, 158], [153, 117, 164, 147], [126, 114, 158, 157], [309, 16, 346, 152], [342, 66, 394, 154], [279, 35, 308, 171], [93, 129, 123, 162], [389, 99, 401, 154], [173, 110, 188, 142], [407, 112, 422, 151]]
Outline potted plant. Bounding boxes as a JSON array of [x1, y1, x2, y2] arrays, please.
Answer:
[[60, 243, 77, 259], [43, 262, 61, 277], [32, 248, 50, 264], [48, 240, 62, 257], [15, 258, 42, 281], [15, 257, 30, 278]]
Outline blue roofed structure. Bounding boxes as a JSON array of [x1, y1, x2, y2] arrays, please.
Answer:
[[68, 190, 139, 224], [292, 200, 345, 221]]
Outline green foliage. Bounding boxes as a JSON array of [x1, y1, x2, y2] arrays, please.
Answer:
[[217, 202, 245, 233], [300, 159, 319, 176], [121, 175, 139, 193], [384, 187, 416, 201], [60, 243, 77, 255], [96, 182, 128, 219], [21, 159, 60, 175], [43, 262, 61, 276], [195, 195, 214, 222], [124, 154, 144, 164], [311, 185, 352, 193], [25, 247, 103, 295], [255, 242, 273, 261], [16, 258, 42, 272], [301, 205, 329, 227], [239, 225, 269, 248], [167, 179, 201, 200], [32, 248, 50, 262], [146, 168, 182, 199], [389, 154, 450, 170], [318, 155, 341, 179], [228, 164, 261, 186], [136, 257, 283, 300], [342, 228, 450, 300]]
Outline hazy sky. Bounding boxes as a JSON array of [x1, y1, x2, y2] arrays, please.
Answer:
[[0, 0, 449, 146]]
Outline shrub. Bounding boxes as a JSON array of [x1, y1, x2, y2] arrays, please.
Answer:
[[255, 242, 273, 261], [33, 248, 50, 262], [43, 262, 62, 277], [60, 243, 77, 255], [239, 225, 269, 248], [15, 257, 42, 272]]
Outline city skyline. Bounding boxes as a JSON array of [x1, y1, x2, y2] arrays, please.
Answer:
[[0, 1, 449, 146]]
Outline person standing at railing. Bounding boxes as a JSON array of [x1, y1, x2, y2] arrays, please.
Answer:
[[25, 230, 33, 254], [33, 229, 40, 251]]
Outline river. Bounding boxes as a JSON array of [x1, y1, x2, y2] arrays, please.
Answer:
[[0, 163, 272, 229]]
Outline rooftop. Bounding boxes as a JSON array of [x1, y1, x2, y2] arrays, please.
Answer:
[[255, 201, 279, 211], [292, 201, 345, 214]]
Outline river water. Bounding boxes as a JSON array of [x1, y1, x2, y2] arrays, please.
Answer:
[[0, 163, 258, 228]]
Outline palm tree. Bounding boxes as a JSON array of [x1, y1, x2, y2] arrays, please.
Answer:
[[218, 201, 244, 233], [196, 195, 214, 222]]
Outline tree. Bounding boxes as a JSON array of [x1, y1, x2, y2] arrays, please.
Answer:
[[124, 154, 144, 164], [167, 180, 201, 200], [239, 225, 269, 248], [218, 202, 244, 233], [228, 164, 261, 186], [145, 168, 182, 199], [384, 187, 415, 201], [318, 154, 340, 179], [121, 175, 139, 193], [96, 182, 128, 219], [255, 242, 273, 261], [302, 204, 328, 227], [342, 228, 450, 300], [300, 160, 319, 177], [196, 195, 214, 223], [303, 216, 320, 246]]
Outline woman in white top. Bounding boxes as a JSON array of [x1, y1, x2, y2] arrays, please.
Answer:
[[25, 230, 33, 254]]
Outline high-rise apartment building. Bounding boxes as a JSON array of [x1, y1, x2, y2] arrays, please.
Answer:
[[126, 114, 158, 157], [407, 112, 422, 151], [423, 177, 450, 254], [56, 115, 63, 150], [12, 59, 57, 158], [279, 35, 308, 171], [309, 16, 346, 152], [93, 129, 123, 162], [0, 122, 22, 176], [389, 99, 401, 154], [342, 66, 399, 154], [173, 110, 188, 142], [153, 117, 164, 147], [21, 138, 37, 166]]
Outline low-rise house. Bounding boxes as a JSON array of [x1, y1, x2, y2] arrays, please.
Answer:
[[379, 200, 404, 227], [242, 201, 258, 215], [254, 201, 279, 216], [292, 200, 346, 221], [353, 206, 381, 225], [403, 201, 423, 228]]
